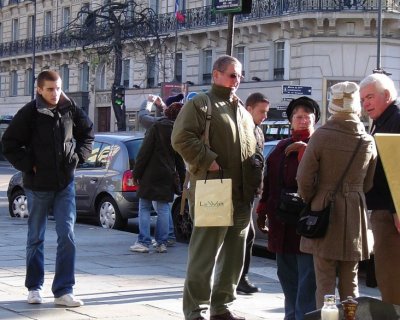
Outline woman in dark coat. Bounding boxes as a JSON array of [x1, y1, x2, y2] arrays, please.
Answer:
[[130, 102, 185, 253], [256, 97, 319, 320]]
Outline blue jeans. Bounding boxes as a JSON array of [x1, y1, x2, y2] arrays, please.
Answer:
[[168, 209, 176, 240], [25, 181, 77, 298], [138, 198, 169, 246], [277, 253, 316, 320], [156, 209, 175, 241]]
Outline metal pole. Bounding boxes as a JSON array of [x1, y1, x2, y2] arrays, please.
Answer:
[[173, 19, 178, 81], [376, 0, 382, 71], [31, 0, 36, 100], [226, 13, 234, 56]]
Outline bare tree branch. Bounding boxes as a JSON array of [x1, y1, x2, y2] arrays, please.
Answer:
[[63, 0, 170, 131]]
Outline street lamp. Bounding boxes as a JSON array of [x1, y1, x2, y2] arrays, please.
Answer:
[[372, 1, 391, 76], [31, 0, 36, 100]]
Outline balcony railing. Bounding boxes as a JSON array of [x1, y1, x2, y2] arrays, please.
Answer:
[[0, 0, 398, 59]]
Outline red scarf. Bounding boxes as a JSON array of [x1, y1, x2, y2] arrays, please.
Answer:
[[291, 129, 312, 161], [291, 128, 311, 142]]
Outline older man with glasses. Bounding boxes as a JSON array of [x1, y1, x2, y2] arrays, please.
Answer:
[[172, 55, 260, 320]]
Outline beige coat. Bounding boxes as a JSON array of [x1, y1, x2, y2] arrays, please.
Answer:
[[297, 113, 377, 261]]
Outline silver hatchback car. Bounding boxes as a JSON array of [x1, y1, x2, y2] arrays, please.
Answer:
[[7, 132, 144, 230]]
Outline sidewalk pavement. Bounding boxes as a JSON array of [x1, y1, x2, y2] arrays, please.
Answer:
[[0, 193, 380, 320]]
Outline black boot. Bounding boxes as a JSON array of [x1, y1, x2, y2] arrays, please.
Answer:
[[237, 276, 260, 294]]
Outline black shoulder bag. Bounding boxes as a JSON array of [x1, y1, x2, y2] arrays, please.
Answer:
[[296, 138, 363, 238]]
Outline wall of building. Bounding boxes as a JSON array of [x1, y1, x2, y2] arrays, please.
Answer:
[[0, 0, 399, 131]]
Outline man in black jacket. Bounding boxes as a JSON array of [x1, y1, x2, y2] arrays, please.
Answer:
[[237, 92, 269, 294], [360, 73, 400, 305], [2, 70, 94, 307]]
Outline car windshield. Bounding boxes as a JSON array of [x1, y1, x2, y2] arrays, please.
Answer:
[[124, 139, 143, 169], [263, 144, 276, 158]]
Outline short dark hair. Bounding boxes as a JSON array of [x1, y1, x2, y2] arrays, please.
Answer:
[[212, 55, 241, 73], [245, 92, 270, 109], [37, 70, 61, 88]]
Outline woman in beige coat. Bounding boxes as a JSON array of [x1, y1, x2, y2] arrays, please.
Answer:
[[296, 81, 377, 308]]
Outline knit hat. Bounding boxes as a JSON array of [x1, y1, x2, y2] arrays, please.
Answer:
[[164, 102, 183, 121], [328, 81, 361, 115], [286, 96, 321, 123], [165, 93, 184, 107]]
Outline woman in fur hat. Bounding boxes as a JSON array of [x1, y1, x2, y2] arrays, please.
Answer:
[[296, 82, 377, 308], [256, 96, 320, 320]]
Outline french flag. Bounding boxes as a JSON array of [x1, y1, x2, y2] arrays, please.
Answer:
[[175, 0, 185, 23]]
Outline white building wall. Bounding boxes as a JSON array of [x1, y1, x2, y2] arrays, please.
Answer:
[[0, 0, 399, 129]]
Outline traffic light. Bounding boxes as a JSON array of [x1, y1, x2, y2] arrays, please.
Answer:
[[113, 86, 125, 106]]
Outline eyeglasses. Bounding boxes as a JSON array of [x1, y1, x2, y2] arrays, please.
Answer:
[[220, 71, 244, 80]]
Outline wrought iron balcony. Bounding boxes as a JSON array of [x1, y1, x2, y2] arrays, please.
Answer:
[[0, 0, 398, 59]]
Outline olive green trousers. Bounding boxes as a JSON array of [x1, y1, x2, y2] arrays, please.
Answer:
[[183, 202, 251, 320]]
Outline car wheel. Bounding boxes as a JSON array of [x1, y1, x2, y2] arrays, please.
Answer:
[[9, 189, 29, 218], [97, 195, 127, 230], [172, 197, 192, 243]]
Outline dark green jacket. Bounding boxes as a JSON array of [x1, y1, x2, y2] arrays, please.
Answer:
[[171, 84, 260, 211]]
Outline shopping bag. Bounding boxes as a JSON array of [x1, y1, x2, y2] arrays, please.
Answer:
[[194, 177, 233, 227]]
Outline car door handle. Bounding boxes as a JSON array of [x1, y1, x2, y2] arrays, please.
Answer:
[[90, 178, 98, 184]]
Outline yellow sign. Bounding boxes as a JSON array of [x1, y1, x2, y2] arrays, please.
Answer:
[[375, 133, 400, 219]]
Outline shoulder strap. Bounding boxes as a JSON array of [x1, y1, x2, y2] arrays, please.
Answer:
[[203, 93, 212, 147], [180, 93, 212, 215], [331, 137, 363, 198]]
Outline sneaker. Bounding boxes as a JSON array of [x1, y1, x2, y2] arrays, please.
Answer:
[[130, 242, 149, 253], [237, 276, 260, 294], [28, 290, 43, 304], [151, 239, 157, 247], [156, 243, 167, 253], [54, 293, 84, 307], [166, 239, 176, 247]]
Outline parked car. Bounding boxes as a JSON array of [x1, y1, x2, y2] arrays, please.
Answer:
[[7, 132, 146, 230], [171, 140, 280, 246]]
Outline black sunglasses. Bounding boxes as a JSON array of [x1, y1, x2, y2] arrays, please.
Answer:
[[220, 71, 244, 80], [229, 73, 244, 80]]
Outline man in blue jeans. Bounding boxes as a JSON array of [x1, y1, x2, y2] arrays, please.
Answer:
[[2, 70, 94, 307]]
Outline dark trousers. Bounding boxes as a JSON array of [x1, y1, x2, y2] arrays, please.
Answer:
[[370, 210, 400, 305], [241, 218, 255, 278]]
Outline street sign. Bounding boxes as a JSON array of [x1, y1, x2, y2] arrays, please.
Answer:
[[186, 92, 198, 101], [213, 0, 242, 13], [282, 85, 312, 96]]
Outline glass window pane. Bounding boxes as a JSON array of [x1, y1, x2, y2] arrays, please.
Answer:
[[12, 19, 19, 41], [25, 69, 33, 96], [44, 11, 52, 35], [60, 64, 69, 92], [122, 59, 130, 87], [80, 62, 89, 92]]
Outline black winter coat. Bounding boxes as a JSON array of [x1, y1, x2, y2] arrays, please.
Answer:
[[2, 92, 94, 191], [134, 117, 185, 202]]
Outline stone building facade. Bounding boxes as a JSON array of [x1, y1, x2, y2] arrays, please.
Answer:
[[0, 0, 399, 133]]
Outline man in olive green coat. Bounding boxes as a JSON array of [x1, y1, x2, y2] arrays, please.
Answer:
[[171, 55, 260, 320]]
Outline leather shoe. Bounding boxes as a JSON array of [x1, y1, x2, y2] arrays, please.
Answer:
[[210, 311, 245, 320], [236, 276, 260, 294]]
